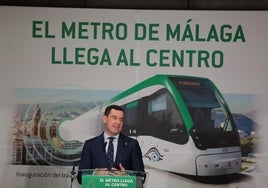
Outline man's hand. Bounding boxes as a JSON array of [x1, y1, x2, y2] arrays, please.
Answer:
[[94, 163, 126, 176], [118, 163, 125, 171], [93, 168, 109, 175], [110, 163, 126, 176]]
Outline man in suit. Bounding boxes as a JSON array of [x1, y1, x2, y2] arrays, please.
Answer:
[[77, 104, 145, 184]]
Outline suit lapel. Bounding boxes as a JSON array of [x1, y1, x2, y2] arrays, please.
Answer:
[[95, 133, 109, 166], [115, 134, 127, 165]]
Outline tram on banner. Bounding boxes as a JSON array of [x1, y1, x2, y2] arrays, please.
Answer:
[[59, 74, 241, 176], [104, 74, 241, 176]]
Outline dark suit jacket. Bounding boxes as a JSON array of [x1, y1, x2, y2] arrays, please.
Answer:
[[77, 133, 145, 184]]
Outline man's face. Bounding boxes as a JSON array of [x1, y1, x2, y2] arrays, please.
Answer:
[[103, 109, 124, 136]]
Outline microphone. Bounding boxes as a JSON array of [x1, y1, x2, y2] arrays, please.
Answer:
[[124, 142, 128, 147], [70, 165, 76, 188]]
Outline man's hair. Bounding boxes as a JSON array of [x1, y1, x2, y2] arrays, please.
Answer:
[[104, 105, 125, 116]]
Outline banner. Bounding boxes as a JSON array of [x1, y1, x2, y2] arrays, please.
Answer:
[[1, 6, 268, 188]]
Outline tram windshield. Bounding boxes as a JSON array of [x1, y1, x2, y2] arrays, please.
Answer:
[[174, 78, 240, 149]]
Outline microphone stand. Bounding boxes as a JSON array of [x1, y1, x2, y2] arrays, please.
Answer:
[[70, 165, 76, 188]]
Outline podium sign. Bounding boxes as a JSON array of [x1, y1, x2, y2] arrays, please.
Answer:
[[80, 169, 146, 188], [82, 174, 136, 188]]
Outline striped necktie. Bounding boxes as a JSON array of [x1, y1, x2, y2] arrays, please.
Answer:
[[107, 137, 115, 168]]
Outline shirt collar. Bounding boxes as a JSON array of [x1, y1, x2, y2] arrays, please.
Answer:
[[104, 132, 119, 140]]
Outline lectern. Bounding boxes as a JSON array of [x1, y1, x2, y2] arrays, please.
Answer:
[[80, 169, 147, 188]]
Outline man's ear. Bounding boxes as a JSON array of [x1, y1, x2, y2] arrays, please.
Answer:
[[102, 115, 107, 123]]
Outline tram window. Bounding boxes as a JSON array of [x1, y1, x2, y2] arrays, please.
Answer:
[[179, 87, 218, 108], [147, 90, 188, 144], [150, 94, 166, 112], [124, 105, 138, 127]]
